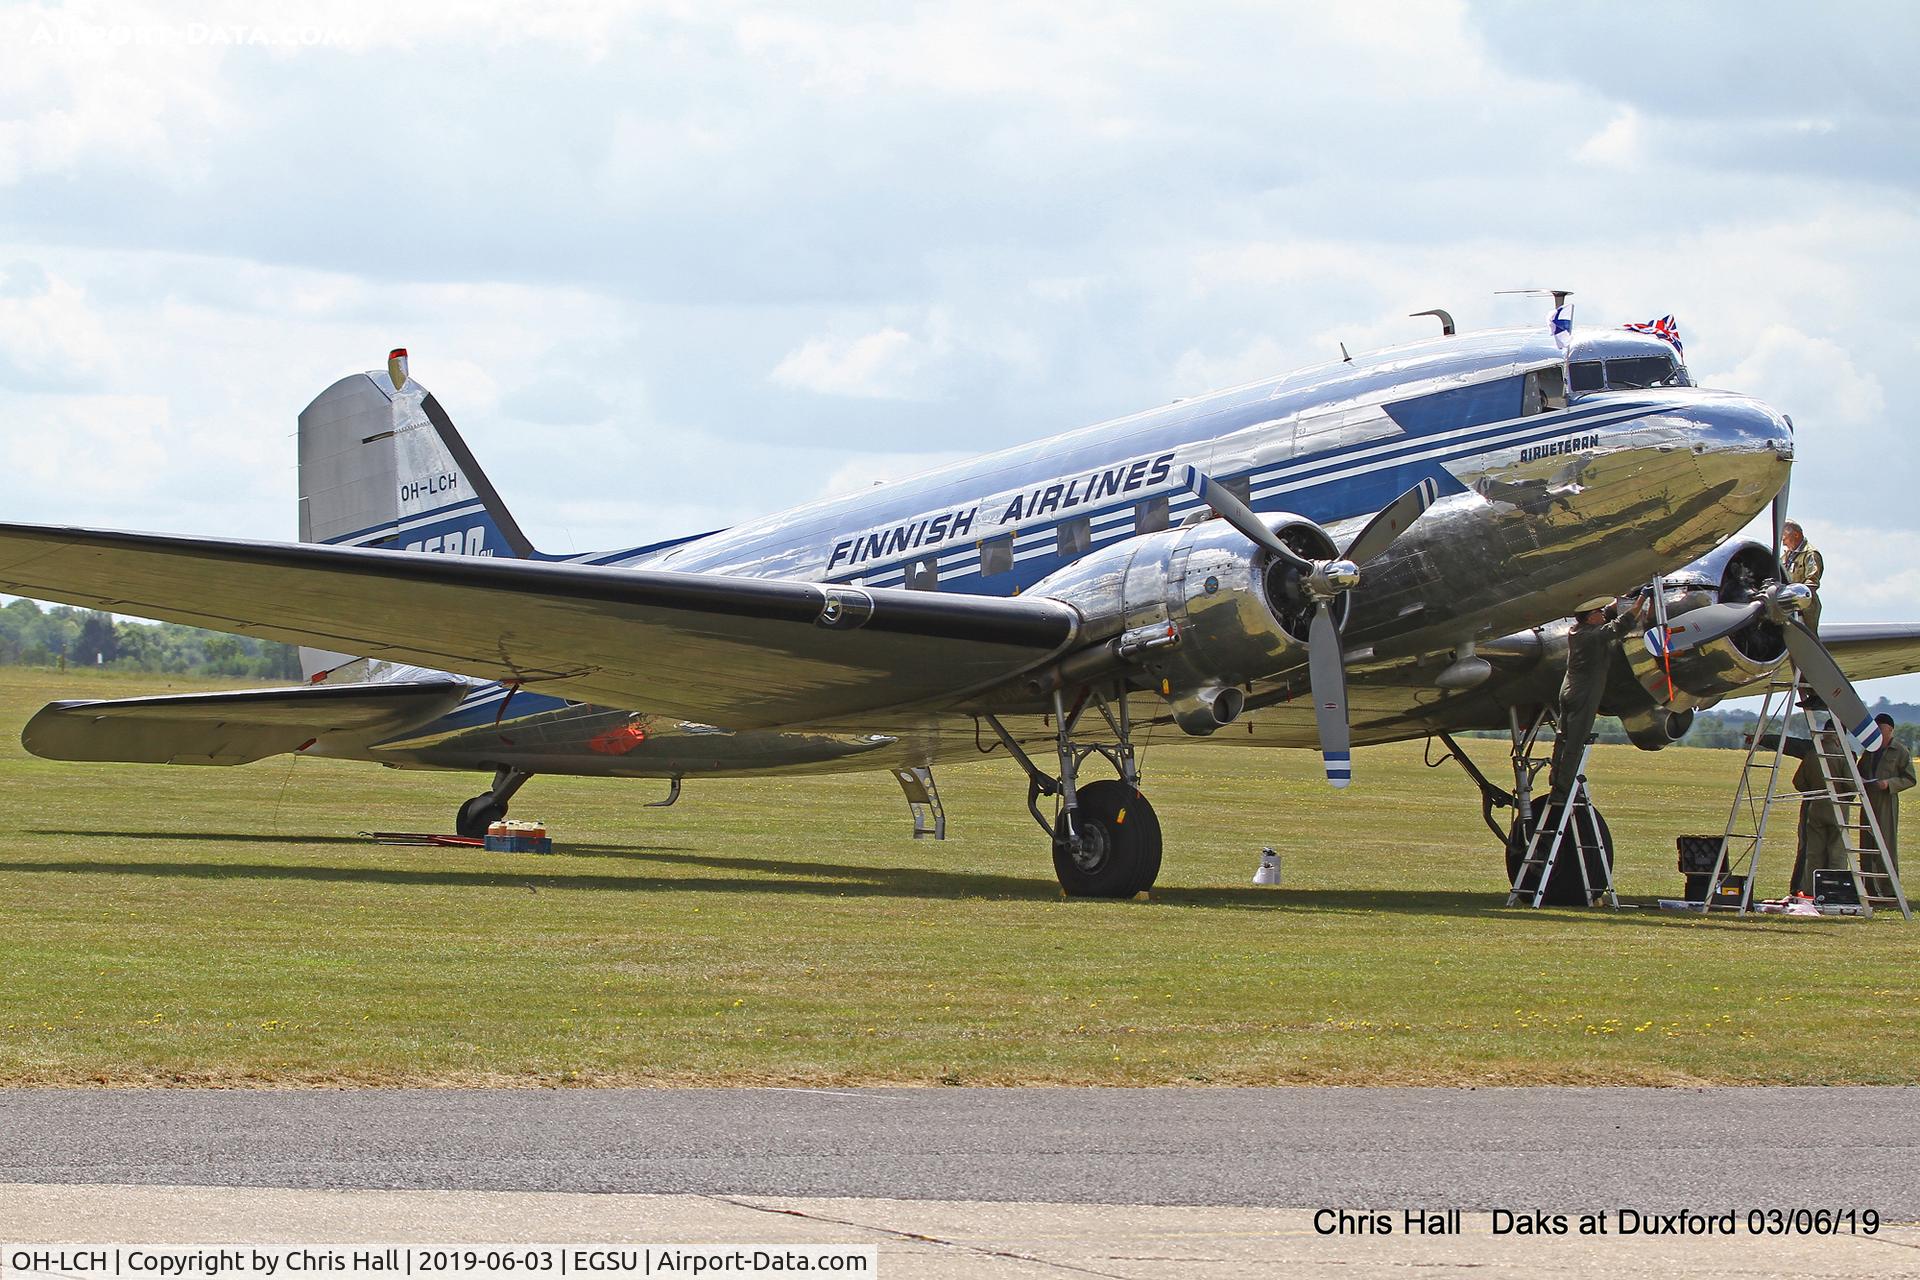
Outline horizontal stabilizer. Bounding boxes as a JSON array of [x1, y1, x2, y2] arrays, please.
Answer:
[[22, 678, 469, 766]]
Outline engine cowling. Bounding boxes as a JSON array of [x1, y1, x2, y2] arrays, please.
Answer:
[[1027, 511, 1347, 734], [1626, 539, 1788, 711]]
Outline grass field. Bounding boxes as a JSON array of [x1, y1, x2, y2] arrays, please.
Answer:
[[1, 667, 1915, 1087]]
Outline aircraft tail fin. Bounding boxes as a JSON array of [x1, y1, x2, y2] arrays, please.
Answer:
[[298, 351, 535, 557], [297, 350, 535, 680]]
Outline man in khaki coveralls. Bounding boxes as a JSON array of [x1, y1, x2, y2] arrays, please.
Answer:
[[1782, 520, 1824, 633], [1860, 712, 1915, 878], [1549, 594, 1652, 803], [1792, 729, 1853, 896]]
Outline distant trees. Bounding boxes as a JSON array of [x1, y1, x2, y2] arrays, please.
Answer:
[[0, 600, 301, 679]]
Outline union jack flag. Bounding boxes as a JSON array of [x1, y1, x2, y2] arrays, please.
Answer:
[[1623, 314, 1684, 358]]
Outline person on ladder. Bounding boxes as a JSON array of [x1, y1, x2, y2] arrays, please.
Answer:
[[1550, 594, 1652, 803], [1861, 712, 1914, 879], [1781, 520, 1824, 633]]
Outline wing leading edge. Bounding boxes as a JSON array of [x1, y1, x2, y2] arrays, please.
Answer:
[[0, 523, 1080, 730]]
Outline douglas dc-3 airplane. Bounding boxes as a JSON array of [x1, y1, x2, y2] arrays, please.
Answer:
[[8, 312, 1920, 901]]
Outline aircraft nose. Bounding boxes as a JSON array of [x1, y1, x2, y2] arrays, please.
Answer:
[[1662, 392, 1793, 519]]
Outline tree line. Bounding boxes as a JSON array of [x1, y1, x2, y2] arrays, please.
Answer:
[[0, 600, 302, 680]]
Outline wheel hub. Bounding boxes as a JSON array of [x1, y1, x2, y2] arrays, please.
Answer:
[[1066, 819, 1110, 872]]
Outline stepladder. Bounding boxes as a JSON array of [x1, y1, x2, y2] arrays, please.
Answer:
[[1507, 737, 1618, 909], [1708, 666, 1911, 919]]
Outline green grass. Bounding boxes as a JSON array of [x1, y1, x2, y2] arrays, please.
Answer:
[[0, 667, 1914, 1087]]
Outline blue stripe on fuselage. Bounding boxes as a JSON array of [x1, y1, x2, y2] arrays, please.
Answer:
[[836, 394, 1654, 594]]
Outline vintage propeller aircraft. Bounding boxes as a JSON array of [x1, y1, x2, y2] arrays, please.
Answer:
[[6, 315, 1918, 900]]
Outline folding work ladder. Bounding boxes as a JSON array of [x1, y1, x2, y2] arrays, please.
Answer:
[[1706, 666, 1911, 919], [1507, 737, 1618, 909]]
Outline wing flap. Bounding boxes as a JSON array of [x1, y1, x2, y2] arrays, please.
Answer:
[[0, 523, 1080, 729], [22, 678, 469, 765]]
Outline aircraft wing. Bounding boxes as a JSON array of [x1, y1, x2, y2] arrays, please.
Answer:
[[0, 523, 1080, 730], [1815, 623, 1920, 686], [22, 678, 468, 765]]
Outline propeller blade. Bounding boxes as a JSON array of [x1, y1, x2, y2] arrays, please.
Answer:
[[1772, 474, 1790, 565], [1784, 621, 1883, 752], [1183, 466, 1313, 570], [1656, 601, 1764, 655], [1342, 477, 1440, 566], [1308, 604, 1352, 787]]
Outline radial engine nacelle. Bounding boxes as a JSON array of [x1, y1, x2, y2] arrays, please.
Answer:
[[1623, 539, 1789, 720], [1482, 539, 1791, 752], [1026, 511, 1348, 735]]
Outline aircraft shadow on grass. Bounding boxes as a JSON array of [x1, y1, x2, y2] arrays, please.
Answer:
[[10, 830, 1803, 928]]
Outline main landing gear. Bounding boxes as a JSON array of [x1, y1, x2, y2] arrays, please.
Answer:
[[456, 767, 533, 838], [983, 684, 1161, 898], [1433, 707, 1614, 907]]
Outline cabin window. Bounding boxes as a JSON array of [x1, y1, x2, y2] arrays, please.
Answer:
[[907, 556, 938, 590], [1522, 365, 1567, 414], [1220, 476, 1252, 504], [1057, 517, 1091, 557], [1135, 496, 1169, 534], [979, 534, 1014, 576], [1569, 361, 1604, 394]]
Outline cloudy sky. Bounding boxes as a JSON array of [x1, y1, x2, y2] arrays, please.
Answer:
[[3, 1, 1916, 689]]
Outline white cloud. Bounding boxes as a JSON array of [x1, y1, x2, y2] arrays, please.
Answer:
[[816, 449, 974, 500], [1702, 324, 1886, 428], [770, 327, 926, 399], [1576, 108, 1643, 167], [1171, 336, 1299, 396], [3, 393, 171, 499], [0, 268, 114, 385]]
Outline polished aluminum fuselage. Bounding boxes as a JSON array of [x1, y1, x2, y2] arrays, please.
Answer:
[[352, 325, 1792, 773]]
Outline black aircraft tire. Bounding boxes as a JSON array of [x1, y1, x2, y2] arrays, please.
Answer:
[[457, 794, 506, 840], [1052, 780, 1162, 898], [1505, 804, 1614, 906]]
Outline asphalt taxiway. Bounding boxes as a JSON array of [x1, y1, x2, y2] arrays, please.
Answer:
[[5, 1088, 1917, 1278]]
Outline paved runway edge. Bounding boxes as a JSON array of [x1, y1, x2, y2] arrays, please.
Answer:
[[3, 1086, 1918, 1213]]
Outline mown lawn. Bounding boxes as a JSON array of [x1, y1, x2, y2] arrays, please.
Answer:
[[1, 667, 1913, 1086]]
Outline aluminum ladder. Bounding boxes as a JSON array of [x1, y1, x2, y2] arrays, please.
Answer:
[[1507, 737, 1617, 908], [1706, 666, 1911, 919]]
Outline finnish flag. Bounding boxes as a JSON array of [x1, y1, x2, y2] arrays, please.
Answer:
[[1552, 303, 1574, 353]]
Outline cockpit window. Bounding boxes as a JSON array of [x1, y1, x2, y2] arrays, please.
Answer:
[[1566, 353, 1694, 394], [1603, 355, 1689, 389], [1522, 365, 1566, 414]]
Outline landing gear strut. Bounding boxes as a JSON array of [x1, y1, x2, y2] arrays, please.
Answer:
[[456, 767, 533, 839], [984, 683, 1161, 898], [1434, 708, 1614, 904]]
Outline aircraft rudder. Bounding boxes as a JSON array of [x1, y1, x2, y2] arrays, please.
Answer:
[[297, 350, 537, 561]]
